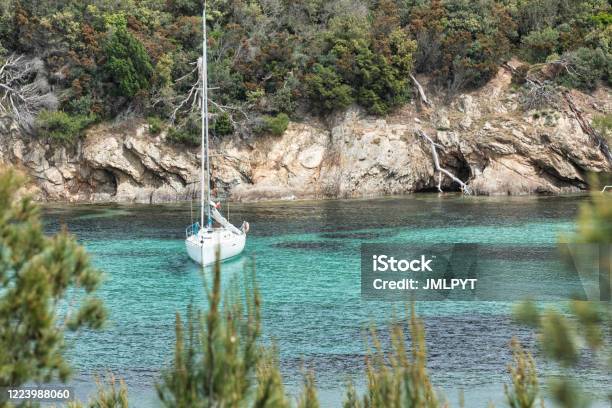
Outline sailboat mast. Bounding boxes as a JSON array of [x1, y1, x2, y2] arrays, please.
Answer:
[[201, 0, 212, 228]]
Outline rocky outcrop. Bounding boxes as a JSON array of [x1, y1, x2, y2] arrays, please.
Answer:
[[1, 66, 611, 203]]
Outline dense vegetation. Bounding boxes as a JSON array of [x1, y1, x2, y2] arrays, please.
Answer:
[[0, 168, 106, 407], [0, 0, 610, 143]]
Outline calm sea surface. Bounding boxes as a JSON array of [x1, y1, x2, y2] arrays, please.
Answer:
[[42, 194, 610, 407]]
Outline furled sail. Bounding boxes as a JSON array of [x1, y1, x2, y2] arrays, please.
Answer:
[[209, 201, 243, 235]]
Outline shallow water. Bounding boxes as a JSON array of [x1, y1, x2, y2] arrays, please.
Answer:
[[42, 194, 610, 407]]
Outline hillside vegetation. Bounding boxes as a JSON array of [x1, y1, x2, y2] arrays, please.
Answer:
[[0, 0, 610, 144]]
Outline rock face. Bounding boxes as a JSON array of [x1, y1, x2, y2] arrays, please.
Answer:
[[1, 66, 611, 203]]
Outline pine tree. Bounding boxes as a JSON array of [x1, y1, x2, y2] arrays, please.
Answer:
[[514, 190, 612, 408], [156, 256, 291, 407], [344, 305, 440, 408], [0, 168, 106, 406]]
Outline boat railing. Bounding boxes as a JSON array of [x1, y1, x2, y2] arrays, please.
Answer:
[[185, 222, 200, 238]]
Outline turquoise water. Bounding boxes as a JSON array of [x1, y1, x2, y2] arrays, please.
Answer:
[[42, 194, 610, 406]]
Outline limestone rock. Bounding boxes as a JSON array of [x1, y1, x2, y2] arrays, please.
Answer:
[[0, 69, 610, 202]]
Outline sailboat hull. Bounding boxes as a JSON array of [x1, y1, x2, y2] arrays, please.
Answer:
[[185, 228, 246, 266]]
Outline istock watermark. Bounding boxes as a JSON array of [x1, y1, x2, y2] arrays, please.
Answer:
[[360, 244, 611, 301]]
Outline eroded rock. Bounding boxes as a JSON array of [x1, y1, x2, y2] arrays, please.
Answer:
[[0, 68, 610, 202]]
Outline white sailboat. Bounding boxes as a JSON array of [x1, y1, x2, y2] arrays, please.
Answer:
[[185, 3, 249, 266]]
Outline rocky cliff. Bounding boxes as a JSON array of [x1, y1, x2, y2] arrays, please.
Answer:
[[1, 66, 611, 203]]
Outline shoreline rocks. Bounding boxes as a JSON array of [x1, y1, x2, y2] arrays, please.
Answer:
[[1, 68, 610, 203]]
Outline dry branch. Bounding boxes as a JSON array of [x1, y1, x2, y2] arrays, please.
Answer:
[[417, 129, 472, 195], [502, 62, 612, 165], [153, 57, 249, 132], [0, 54, 57, 131], [562, 91, 612, 164], [410, 74, 432, 107]]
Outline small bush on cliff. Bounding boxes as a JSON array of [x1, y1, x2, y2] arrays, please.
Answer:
[[36, 110, 96, 144], [521, 28, 560, 63], [147, 116, 163, 135], [166, 113, 201, 146], [212, 112, 234, 136], [262, 113, 289, 136], [167, 127, 200, 147], [556, 47, 611, 91], [593, 114, 612, 144]]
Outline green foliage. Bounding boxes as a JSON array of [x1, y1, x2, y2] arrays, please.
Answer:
[[156, 256, 288, 407], [212, 112, 234, 136], [167, 113, 201, 146], [36, 110, 96, 144], [576, 188, 612, 243], [556, 47, 611, 90], [593, 114, 612, 144], [167, 127, 200, 147], [304, 64, 354, 113], [254, 349, 290, 408], [148, 116, 163, 135], [297, 371, 320, 408], [513, 187, 612, 408], [67, 95, 95, 117], [68, 374, 129, 408], [104, 26, 153, 97], [590, 12, 612, 26], [514, 299, 609, 408], [344, 306, 440, 408], [0, 168, 106, 397], [522, 28, 560, 63], [4, 0, 611, 133], [305, 8, 416, 115], [409, 0, 515, 95], [504, 339, 542, 408], [262, 113, 290, 136]]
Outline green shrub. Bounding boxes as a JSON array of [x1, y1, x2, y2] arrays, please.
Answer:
[[212, 112, 234, 136], [262, 113, 290, 136], [593, 114, 612, 144], [590, 12, 612, 27], [504, 339, 542, 408], [67, 95, 95, 116], [156, 257, 292, 407], [303, 64, 354, 114], [344, 306, 440, 408], [167, 126, 200, 146], [167, 112, 201, 146], [36, 110, 96, 144], [556, 47, 611, 91], [104, 26, 153, 97], [0, 168, 106, 389], [147, 116, 163, 135], [521, 27, 560, 63]]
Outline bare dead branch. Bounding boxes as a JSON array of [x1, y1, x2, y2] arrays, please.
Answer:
[[502, 62, 612, 165], [417, 129, 472, 195], [153, 57, 250, 133], [410, 74, 432, 108], [562, 91, 612, 164], [503, 62, 560, 110], [0, 53, 57, 131]]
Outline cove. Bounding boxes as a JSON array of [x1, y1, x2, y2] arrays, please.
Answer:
[[42, 194, 610, 407]]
